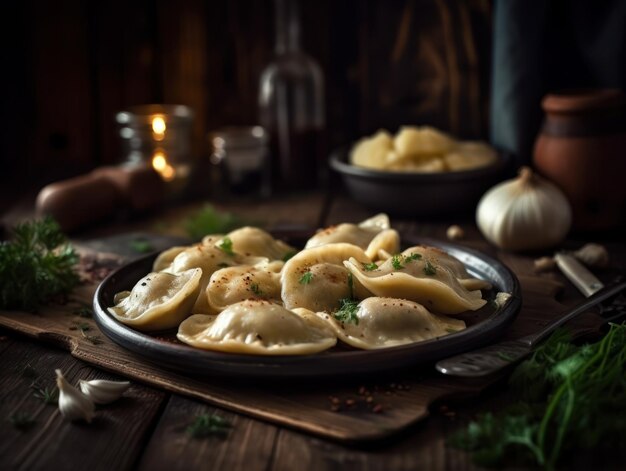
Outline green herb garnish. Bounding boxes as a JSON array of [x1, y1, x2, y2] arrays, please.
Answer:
[[391, 254, 404, 270], [9, 412, 36, 431], [216, 237, 235, 256], [450, 323, 626, 469], [250, 283, 263, 296], [299, 272, 313, 285], [282, 251, 297, 262], [184, 204, 242, 240], [32, 384, 58, 405], [187, 414, 232, 438], [423, 261, 437, 276], [0, 217, 79, 311], [347, 272, 354, 299], [362, 262, 378, 271], [130, 238, 154, 254], [334, 298, 359, 325], [404, 253, 422, 262]]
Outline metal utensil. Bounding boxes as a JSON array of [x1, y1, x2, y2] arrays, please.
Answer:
[[435, 280, 626, 378], [554, 252, 604, 297]]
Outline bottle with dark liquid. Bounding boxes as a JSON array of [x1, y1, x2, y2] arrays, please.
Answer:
[[258, 0, 325, 192]]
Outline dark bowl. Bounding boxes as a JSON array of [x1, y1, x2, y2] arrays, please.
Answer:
[[330, 147, 512, 217]]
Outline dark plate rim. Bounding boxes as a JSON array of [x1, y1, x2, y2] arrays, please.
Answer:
[[93, 235, 521, 377], [329, 146, 510, 182]]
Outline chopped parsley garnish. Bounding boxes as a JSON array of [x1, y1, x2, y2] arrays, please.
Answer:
[[391, 254, 404, 270], [299, 271, 313, 285], [216, 237, 235, 256], [404, 252, 422, 262], [423, 261, 437, 276], [250, 283, 263, 296], [362, 262, 379, 271], [334, 298, 359, 325], [187, 414, 232, 439], [282, 251, 297, 262]]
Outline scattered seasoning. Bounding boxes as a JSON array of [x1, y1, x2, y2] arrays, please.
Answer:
[[423, 261, 437, 276], [216, 237, 235, 256], [299, 271, 313, 285], [8, 412, 36, 431], [362, 262, 378, 271], [186, 414, 232, 439]]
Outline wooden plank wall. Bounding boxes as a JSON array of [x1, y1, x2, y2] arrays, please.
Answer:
[[0, 0, 491, 202]]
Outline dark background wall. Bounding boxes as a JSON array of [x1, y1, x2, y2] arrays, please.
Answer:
[[0, 0, 492, 205]]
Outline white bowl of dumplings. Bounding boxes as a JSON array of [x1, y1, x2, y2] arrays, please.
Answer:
[[330, 126, 509, 216], [107, 214, 507, 356]]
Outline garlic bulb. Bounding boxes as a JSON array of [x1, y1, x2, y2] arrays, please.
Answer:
[[79, 379, 130, 404], [476, 167, 572, 251], [56, 369, 95, 423]]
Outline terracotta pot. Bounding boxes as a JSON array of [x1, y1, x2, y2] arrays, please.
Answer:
[[533, 89, 626, 230]]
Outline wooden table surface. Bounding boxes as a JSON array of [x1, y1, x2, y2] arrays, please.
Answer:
[[1, 190, 625, 471]]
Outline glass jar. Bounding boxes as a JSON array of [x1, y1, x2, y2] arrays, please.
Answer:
[[116, 104, 194, 197], [258, 0, 325, 193], [208, 126, 270, 198]]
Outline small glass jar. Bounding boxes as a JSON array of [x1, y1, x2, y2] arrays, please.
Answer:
[[116, 104, 194, 197], [208, 126, 270, 197]]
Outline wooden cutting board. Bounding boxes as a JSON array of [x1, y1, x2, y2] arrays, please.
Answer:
[[0, 239, 604, 443]]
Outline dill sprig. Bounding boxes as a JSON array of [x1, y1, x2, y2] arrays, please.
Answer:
[[0, 217, 79, 311], [423, 261, 437, 276], [250, 283, 263, 296], [187, 414, 232, 439], [391, 254, 404, 270], [334, 298, 359, 325], [299, 271, 313, 285], [362, 262, 378, 271], [32, 384, 59, 405], [450, 323, 626, 469], [216, 237, 235, 256]]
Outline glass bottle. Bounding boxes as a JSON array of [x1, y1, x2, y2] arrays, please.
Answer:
[[258, 0, 325, 192]]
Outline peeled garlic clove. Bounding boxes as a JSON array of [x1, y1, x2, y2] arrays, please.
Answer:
[[79, 379, 130, 404], [446, 225, 464, 241], [56, 369, 95, 423], [573, 243, 609, 268], [534, 256, 556, 272]]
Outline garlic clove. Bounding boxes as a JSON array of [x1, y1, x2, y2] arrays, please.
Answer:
[[573, 243, 609, 268], [79, 379, 130, 405], [534, 256, 556, 273], [55, 369, 95, 423], [446, 225, 464, 241]]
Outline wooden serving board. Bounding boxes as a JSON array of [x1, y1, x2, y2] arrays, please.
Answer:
[[0, 242, 605, 443]]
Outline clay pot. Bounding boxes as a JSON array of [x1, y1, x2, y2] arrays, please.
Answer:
[[533, 89, 626, 230]]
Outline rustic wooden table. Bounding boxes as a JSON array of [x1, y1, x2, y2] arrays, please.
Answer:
[[1, 191, 624, 470]]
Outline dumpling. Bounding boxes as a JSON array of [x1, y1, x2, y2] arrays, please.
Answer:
[[400, 246, 492, 291], [317, 297, 466, 349], [206, 261, 283, 311], [350, 130, 393, 169], [108, 268, 201, 331], [305, 214, 400, 259], [176, 300, 337, 355], [394, 126, 455, 157], [220, 227, 296, 260], [281, 243, 371, 312], [164, 243, 267, 313], [152, 246, 187, 271], [343, 250, 486, 314], [443, 142, 497, 171]]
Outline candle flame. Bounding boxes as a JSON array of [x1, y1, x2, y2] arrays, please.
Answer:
[[152, 116, 166, 141], [152, 150, 176, 182]]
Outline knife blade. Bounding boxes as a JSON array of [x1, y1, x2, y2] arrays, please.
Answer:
[[554, 252, 604, 297]]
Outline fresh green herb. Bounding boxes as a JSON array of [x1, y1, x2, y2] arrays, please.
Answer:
[[299, 271, 313, 285], [32, 384, 58, 405], [8, 412, 36, 431], [498, 352, 516, 362], [391, 254, 404, 270], [0, 217, 79, 311], [282, 251, 297, 262], [217, 262, 230, 269], [404, 253, 422, 262], [250, 283, 263, 296], [334, 298, 359, 325], [347, 272, 354, 299], [362, 262, 378, 271], [216, 237, 235, 256], [184, 204, 242, 240], [423, 261, 437, 276], [129, 238, 154, 254], [450, 323, 626, 470], [187, 414, 232, 438]]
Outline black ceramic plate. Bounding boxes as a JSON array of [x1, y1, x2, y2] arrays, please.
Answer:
[[93, 234, 521, 378], [330, 148, 513, 216]]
